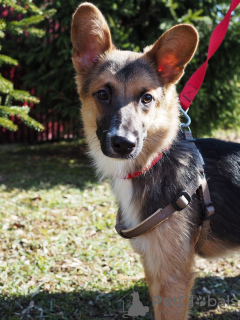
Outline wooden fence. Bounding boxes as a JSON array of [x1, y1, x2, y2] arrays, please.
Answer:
[[0, 111, 81, 144]]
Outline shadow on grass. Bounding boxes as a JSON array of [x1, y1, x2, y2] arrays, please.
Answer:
[[0, 284, 153, 320], [191, 274, 240, 320], [0, 141, 98, 191], [0, 276, 240, 320]]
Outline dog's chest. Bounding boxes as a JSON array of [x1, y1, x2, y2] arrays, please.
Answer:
[[112, 178, 152, 257], [112, 178, 141, 229]]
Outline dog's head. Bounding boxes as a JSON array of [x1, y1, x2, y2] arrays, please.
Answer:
[[71, 3, 198, 177]]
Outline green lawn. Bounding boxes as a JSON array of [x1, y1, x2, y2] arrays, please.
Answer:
[[0, 141, 239, 319]]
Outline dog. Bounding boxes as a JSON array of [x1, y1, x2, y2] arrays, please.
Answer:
[[71, 3, 240, 319]]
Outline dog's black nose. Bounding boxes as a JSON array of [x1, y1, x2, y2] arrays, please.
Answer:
[[111, 136, 136, 156]]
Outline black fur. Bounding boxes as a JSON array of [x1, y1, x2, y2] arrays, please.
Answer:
[[196, 138, 240, 245]]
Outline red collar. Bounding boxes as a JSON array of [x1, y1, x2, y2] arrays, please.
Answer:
[[123, 151, 166, 179]]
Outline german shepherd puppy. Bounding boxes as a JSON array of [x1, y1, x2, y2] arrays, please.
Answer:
[[71, 3, 240, 319]]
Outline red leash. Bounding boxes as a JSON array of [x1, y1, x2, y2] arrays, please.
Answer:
[[179, 0, 240, 111]]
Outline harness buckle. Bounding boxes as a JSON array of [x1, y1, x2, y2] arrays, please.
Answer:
[[203, 202, 215, 220], [171, 191, 191, 211]]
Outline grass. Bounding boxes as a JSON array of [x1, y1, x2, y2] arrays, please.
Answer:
[[0, 141, 239, 319]]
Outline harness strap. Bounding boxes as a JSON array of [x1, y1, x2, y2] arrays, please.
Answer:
[[184, 131, 215, 252], [195, 175, 215, 252], [115, 132, 215, 253], [116, 184, 197, 239]]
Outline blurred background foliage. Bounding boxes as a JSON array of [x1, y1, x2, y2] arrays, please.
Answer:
[[0, 0, 55, 131], [2, 0, 240, 136]]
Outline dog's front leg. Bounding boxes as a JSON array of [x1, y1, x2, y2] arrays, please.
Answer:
[[134, 230, 196, 320], [149, 270, 196, 319], [143, 257, 196, 320]]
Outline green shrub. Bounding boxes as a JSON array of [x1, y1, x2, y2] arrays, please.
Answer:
[[0, 0, 55, 131]]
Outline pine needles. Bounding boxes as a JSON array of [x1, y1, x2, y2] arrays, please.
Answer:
[[0, 0, 56, 131]]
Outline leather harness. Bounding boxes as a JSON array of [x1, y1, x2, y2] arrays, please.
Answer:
[[115, 131, 215, 253]]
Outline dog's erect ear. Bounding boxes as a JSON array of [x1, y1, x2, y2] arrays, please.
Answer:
[[71, 3, 113, 72], [146, 24, 198, 84]]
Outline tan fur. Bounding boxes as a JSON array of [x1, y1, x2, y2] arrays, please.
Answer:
[[201, 236, 236, 258]]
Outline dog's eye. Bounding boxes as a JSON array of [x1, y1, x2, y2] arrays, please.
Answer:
[[97, 90, 109, 101], [141, 93, 153, 104]]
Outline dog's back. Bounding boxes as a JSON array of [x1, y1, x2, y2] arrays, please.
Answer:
[[196, 138, 240, 248]]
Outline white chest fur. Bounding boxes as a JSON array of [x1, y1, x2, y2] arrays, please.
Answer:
[[112, 178, 141, 229]]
